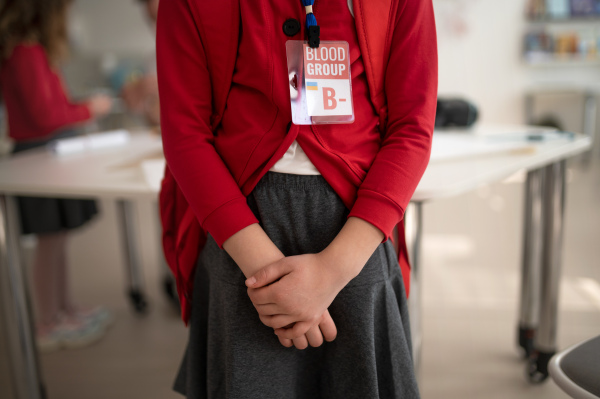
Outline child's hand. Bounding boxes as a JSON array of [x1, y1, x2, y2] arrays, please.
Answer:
[[275, 309, 337, 349], [222, 224, 338, 348], [246, 253, 352, 340], [88, 94, 113, 118], [246, 217, 385, 341]]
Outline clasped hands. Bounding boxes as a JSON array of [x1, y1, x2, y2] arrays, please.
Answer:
[[223, 217, 384, 350], [245, 252, 352, 350]]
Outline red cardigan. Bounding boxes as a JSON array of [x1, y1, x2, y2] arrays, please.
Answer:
[[157, 0, 438, 323], [0, 44, 91, 142]]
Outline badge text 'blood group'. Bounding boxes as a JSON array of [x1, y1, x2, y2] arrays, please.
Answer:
[[303, 43, 353, 117]]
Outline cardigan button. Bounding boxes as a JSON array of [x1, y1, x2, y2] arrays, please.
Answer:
[[283, 19, 301, 37]]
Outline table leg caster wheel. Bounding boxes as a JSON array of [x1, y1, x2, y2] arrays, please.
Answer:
[[527, 350, 554, 383], [128, 289, 149, 314], [162, 276, 180, 310], [518, 326, 536, 359]]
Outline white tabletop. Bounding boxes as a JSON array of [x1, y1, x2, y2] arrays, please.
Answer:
[[414, 129, 592, 201], [0, 128, 592, 202], [0, 132, 163, 200]]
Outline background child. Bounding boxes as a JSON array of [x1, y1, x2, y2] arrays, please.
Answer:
[[0, 0, 114, 351]]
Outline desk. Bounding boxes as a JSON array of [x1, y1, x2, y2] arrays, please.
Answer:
[[406, 128, 592, 382], [0, 129, 592, 398], [0, 133, 162, 399]]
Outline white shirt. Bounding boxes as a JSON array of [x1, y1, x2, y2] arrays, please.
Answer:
[[269, 140, 321, 175]]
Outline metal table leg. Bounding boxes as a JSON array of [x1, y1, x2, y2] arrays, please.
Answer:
[[116, 200, 148, 313], [518, 168, 545, 358], [405, 202, 423, 375], [528, 160, 566, 383], [582, 92, 597, 143], [583, 92, 598, 161], [0, 195, 44, 399]]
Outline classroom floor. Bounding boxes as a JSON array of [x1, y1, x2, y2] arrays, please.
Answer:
[[1, 145, 599, 399]]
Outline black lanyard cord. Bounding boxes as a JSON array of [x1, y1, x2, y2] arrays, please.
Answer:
[[301, 0, 320, 48]]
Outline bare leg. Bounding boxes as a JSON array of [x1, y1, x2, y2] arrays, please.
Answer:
[[55, 234, 110, 323], [56, 232, 74, 314], [32, 231, 108, 350], [33, 232, 67, 328]]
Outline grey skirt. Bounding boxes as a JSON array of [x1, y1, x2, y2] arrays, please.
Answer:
[[174, 172, 419, 398]]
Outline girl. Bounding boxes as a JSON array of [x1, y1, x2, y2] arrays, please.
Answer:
[[158, 0, 437, 397], [0, 0, 113, 350]]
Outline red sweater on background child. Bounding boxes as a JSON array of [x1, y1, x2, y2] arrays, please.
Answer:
[[1, 44, 91, 142]]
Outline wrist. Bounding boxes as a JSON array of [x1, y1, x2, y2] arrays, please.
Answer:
[[223, 223, 284, 278], [85, 102, 96, 118], [320, 217, 384, 284], [317, 249, 358, 289]]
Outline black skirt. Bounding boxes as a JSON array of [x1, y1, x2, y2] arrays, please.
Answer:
[[12, 136, 98, 235]]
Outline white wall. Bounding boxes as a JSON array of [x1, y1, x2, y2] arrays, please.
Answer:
[[434, 0, 600, 125], [68, 0, 600, 126], [434, 0, 528, 124], [69, 0, 155, 57]]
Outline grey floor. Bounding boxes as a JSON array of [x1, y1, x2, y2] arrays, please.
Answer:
[[2, 146, 600, 398]]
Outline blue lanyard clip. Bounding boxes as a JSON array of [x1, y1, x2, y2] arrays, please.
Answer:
[[301, 0, 320, 48]]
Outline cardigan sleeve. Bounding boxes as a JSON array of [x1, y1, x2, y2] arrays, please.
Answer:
[[348, 0, 438, 239], [6, 45, 91, 137], [156, 0, 259, 247]]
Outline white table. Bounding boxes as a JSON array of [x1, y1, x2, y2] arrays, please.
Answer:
[[0, 128, 592, 398], [0, 133, 163, 399], [0, 133, 162, 200], [406, 128, 592, 382]]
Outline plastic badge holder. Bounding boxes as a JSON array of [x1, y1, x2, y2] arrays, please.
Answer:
[[286, 40, 354, 125]]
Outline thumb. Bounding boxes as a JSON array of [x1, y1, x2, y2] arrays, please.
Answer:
[[245, 259, 291, 288]]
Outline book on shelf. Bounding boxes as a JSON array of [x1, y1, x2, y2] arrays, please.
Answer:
[[528, 0, 547, 19], [546, 0, 570, 18], [570, 0, 596, 16], [531, 0, 600, 18]]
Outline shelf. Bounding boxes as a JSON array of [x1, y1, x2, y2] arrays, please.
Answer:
[[527, 16, 600, 24], [524, 53, 600, 66]]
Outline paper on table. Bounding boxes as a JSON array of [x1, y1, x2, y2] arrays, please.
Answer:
[[483, 131, 575, 142], [49, 130, 131, 156], [430, 133, 536, 162], [140, 158, 166, 191]]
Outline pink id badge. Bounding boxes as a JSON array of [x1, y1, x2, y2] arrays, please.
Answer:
[[286, 41, 355, 125]]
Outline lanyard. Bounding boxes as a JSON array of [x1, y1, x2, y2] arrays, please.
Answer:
[[301, 0, 320, 48]]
